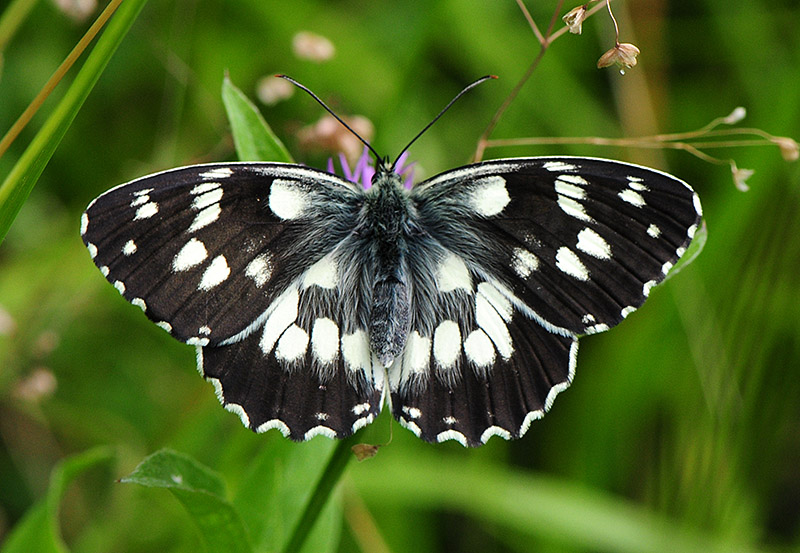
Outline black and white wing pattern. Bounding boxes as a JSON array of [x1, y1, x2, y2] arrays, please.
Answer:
[[81, 163, 384, 440], [391, 157, 702, 446], [82, 155, 702, 447]]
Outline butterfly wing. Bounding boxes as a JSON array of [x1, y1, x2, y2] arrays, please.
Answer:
[[82, 162, 382, 439], [392, 157, 702, 446]]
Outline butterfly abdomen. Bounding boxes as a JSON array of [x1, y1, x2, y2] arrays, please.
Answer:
[[362, 169, 415, 366]]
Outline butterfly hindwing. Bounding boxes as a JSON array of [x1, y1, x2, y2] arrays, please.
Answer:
[[199, 281, 384, 441], [81, 163, 363, 345]]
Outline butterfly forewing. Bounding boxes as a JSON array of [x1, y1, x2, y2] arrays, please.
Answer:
[[81, 163, 361, 345], [411, 157, 702, 336]]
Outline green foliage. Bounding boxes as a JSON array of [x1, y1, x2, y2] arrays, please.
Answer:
[[0, 1, 798, 552], [0, 448, 113, 553]]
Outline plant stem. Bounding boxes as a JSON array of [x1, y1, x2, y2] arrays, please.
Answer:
[[282, 435, 358, 553]]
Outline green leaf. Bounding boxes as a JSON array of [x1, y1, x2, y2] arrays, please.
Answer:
[[121, 448, 252, 553], [222, 75, 293, 163], [0, 447, 114, 553], [232, 437, 345, 553], [0, 0, 149, 245]]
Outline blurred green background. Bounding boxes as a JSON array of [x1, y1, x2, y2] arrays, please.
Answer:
[[1, 1, 798, 552]]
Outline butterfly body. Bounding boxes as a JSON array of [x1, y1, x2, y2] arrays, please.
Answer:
[[82, 156, 702, 446]]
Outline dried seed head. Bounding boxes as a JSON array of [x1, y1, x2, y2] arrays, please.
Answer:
[[731, 162, 754, 192], [563, 5, 588, 34], [597, 42, 641, 70]]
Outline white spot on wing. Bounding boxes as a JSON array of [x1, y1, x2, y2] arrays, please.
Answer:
[[433, 320, 461, 369], [199, 167, 233, 179], [511, 247, 539, 278], [114, 280, 125, 294], [156, 321, 172, 333], [80, 213, 89, 235], [480, 426, 512, 443], [693, 193, 703, 216], [476, 282, 512, 322], [302, 255, 337, 289], [275, 324, 309, 362], [643, 279, 657, 297], [87, 243, 98, 259], [555, 179, 586, 200], [191, 182, 221, 195], [259, 287, 299, 355], [188, 204, 222, 232], [304, 425, 337, 440], [403, 331, 431, 374], [132, 298, 146, 311], [576, 228, 611, 259], [557, 195, 593, 222], [621, 306, 635, 318], [436, 429, 468, 447], [192, 188, 223, 211], [475, 294, 513, 359], [122, 239, 137, 256], [198, 255, 230, 290], [618, 189, 646, 207], [173, 238, 208, 271], [464, 329, 496, 367], [311, 318, 339, 364], [134, 202, 159, 220], [341, 330, 371, 372], [436, 252, 472, 292], [224, 402, 250, 428], [543, 161, 577, 172], [256, 419, 290, 436], [647, 224, 662, 238], [402, 406, 421, 419], [556, 247, 589, 281], [269, 179, 307, 220], [468, 176, 510, 217], [245, 253, 273, 287]]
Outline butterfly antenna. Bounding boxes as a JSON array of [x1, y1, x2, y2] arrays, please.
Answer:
[[276, 75, 384, 164], [390, 75, 497, 172]]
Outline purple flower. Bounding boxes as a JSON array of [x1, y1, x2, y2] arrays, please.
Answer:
[[327, 147, 415, 189]]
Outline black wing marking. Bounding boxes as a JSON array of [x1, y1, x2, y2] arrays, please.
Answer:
[[81, 162, 362, 345], [199, 282, 384, 441]]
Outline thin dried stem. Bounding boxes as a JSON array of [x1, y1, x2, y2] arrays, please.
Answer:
[[473, 0, 610, 161]]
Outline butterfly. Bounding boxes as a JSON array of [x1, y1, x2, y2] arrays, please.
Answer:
[[81, 149, 702, 446]]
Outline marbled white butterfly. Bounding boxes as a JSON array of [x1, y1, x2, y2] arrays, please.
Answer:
[[81, 81, 702, 447]]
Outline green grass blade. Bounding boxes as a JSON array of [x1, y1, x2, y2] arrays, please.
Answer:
[[0, 447, 114, 553], [0, 0, 148, 245], [353, 449, 774, 553], [222, 75, 293, 163], [121, 449, 252, 553]]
